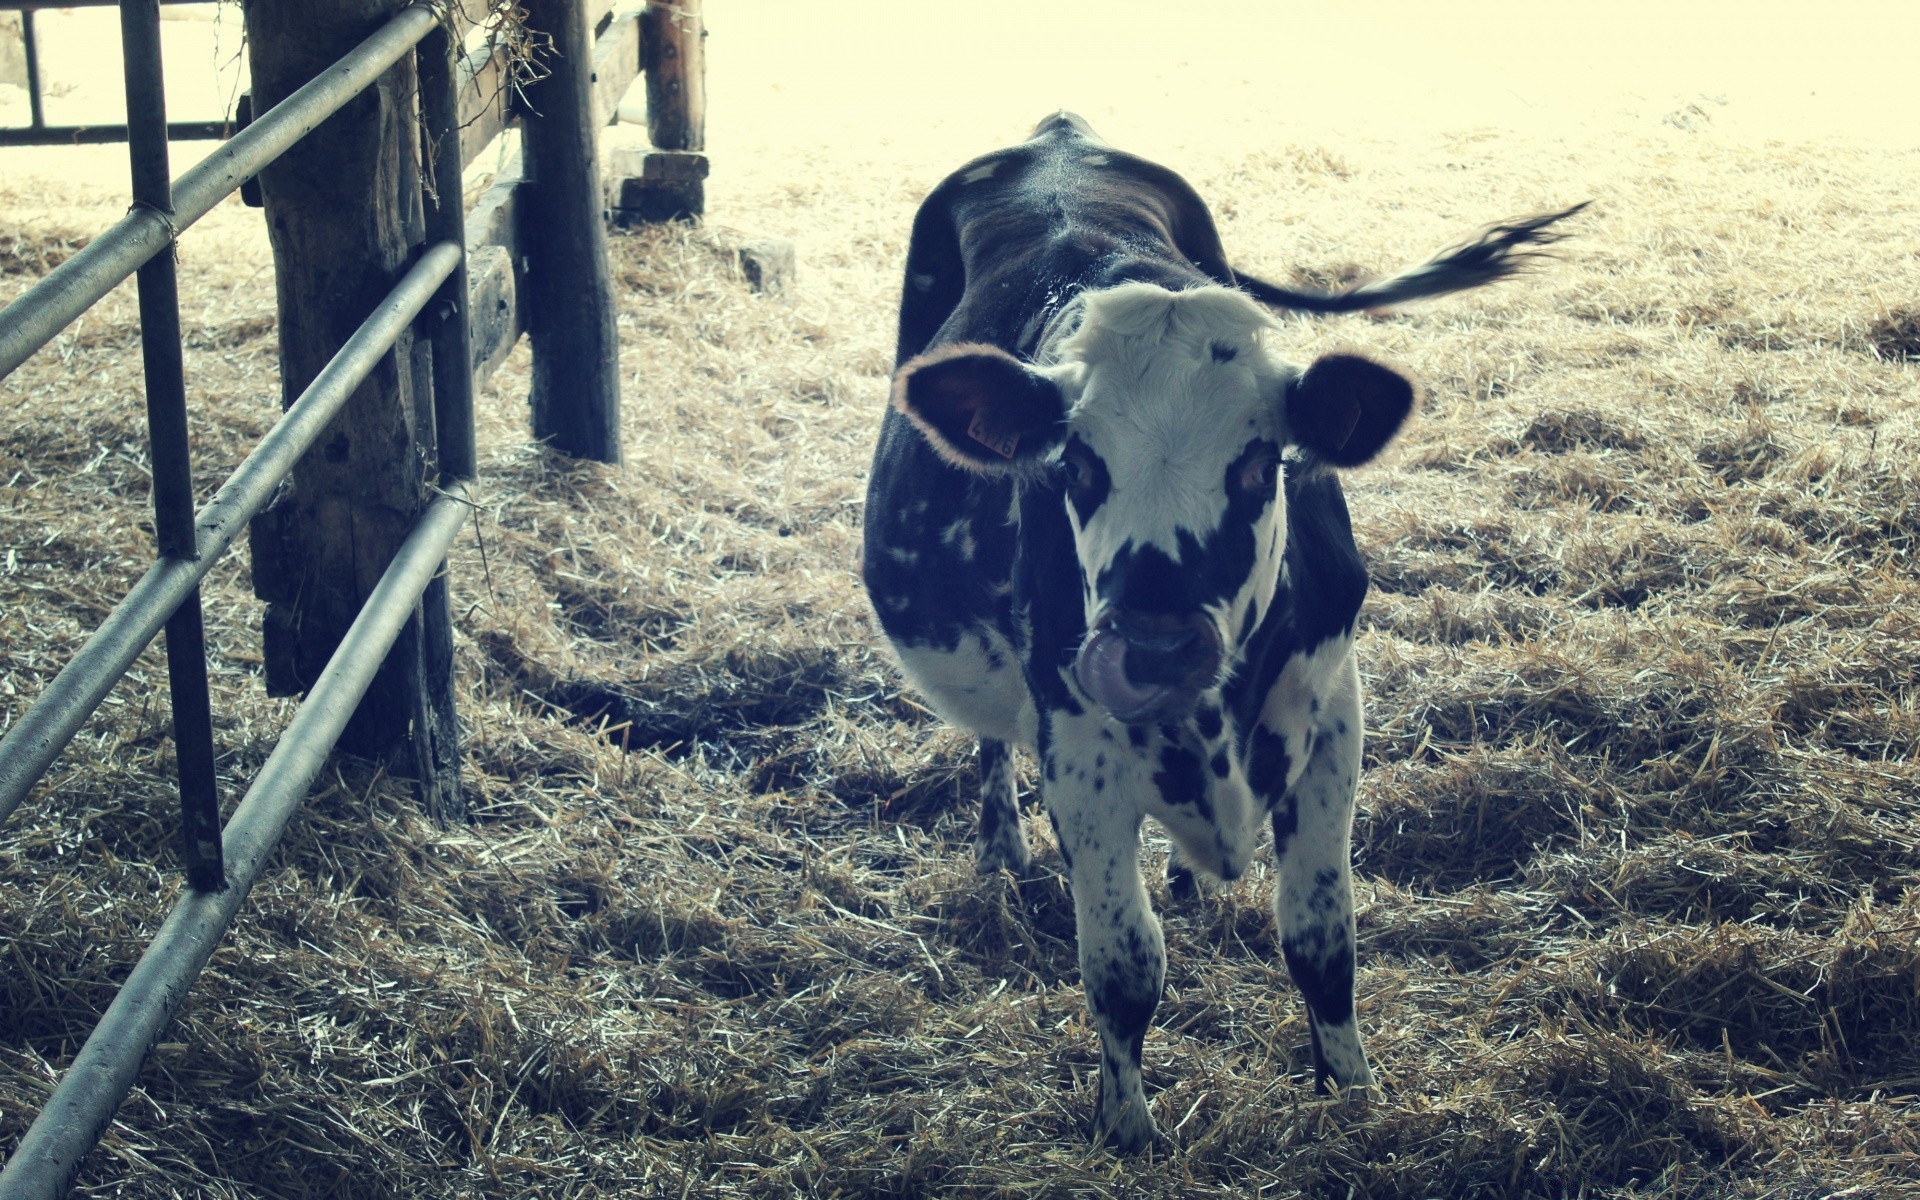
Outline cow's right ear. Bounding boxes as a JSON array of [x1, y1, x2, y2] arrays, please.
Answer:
[[892, 343, 1069, 472]]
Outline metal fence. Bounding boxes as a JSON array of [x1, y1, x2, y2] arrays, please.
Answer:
[[0, 2, 479, 1194], [0, 0, 234, 147]]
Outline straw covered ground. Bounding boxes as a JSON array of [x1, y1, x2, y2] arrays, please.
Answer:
[[4, 4, 1920, 1196]]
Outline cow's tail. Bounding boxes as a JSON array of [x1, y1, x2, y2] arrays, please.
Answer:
[[1236, 202, 1590, 314]]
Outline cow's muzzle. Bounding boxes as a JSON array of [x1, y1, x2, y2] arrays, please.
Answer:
[[1073, 610, 1223, 725]]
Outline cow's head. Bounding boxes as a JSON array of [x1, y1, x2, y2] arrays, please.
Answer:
[[893, 283, 1415, 725]]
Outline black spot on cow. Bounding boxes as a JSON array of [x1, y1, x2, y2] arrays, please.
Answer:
[[1247, 725, 1290, 794], [1209, 750, 1231, 778], [1061, 434, 1112, 522], [1194, 702, 1223, 741], [1284, 927, 1356, 1029], [1154, 742, 1210, 818], [1271, 796, 1298, 859]]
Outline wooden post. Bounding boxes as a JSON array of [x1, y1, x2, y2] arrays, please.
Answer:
[[642, 0, 704, 152], [242, 0, 461, 819], [521, 0, 622, 463]]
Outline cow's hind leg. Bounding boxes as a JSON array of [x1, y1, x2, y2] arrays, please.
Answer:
[[1272, 654, 1374, 1093], [974, 738, 1030, 874]]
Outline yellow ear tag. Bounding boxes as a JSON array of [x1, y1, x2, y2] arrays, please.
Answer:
[[968, 409, 1020, 459]]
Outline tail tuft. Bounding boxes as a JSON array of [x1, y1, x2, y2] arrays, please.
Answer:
[[1237, 201, 1591, 314]]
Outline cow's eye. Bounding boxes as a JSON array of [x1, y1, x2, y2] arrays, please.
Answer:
[[1059, 447, 1091, 489], [1239, 454, 1279, 494]]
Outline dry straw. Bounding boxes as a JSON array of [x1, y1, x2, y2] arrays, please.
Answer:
[[4, 64, 1919, 1200]]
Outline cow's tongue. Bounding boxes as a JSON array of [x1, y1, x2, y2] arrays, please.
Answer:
[[1073, 628, 1167, 721]]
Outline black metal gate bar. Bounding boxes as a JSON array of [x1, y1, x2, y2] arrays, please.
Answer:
[[0, 485, 471, 1200], [118, 0, 225, 892], [0, 121, 234, 148], [418, 19, 476, 485], [0, 1, 439, 382], [3, 0, 208, 7], [0, 241, 463, 826], [17, 8, 42, 129]]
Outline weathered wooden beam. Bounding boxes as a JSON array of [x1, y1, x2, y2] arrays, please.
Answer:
[[591, 10, 641, 128], [455, 35, 511, 171], [465, 166, 521, 257], [242, 0, 458, 809], [642, 0, 703, 152], [607, 145, 706, 224], [454, 4, 634, 391], [519, 0, 622, 462], [466, 243, 520, 388]]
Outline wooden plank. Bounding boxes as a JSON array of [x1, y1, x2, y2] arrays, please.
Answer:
[[466, 243, 521, 389], [465, 172, 525, 390], [591, 11, 641, 128], [466, 169, 521, 257], [456, 36, 512, 171]]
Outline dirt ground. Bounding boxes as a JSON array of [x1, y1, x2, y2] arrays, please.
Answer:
[[3, 2, 1918, 1197]]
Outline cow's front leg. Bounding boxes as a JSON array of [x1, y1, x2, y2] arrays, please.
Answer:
[[1271, 654, 1374, 1093], [1048, 733, 1164, 1153], [973, 737, 1030, 874]]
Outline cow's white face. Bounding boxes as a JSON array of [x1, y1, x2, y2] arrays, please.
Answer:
[[892, 282, 1416, 725], [1047, 286, 1292, 721]]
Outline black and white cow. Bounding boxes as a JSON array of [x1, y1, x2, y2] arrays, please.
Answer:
[[862, 112, 1579, 1152]]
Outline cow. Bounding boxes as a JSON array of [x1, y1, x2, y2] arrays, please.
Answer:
[[862, 111, 1580, 1152]]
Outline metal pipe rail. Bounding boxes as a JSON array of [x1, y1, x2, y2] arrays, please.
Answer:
[[0, 241, 463, 827], [0, 1, 491, 1192], [0, 486, 471, 1200], [0, 1, 439, 382]]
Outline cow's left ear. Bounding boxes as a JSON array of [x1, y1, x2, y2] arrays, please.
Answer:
[[892, 343, 1071, 472], [1285, 352, 1418, 467]]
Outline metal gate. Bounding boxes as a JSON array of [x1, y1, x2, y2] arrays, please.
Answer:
[[0, 3, 478, 1194]]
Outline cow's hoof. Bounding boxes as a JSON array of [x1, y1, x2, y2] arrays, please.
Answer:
[[1313, 1071, 1381, 1107], [1094, 1098, 1158, 1155], [974, 835, 1032, 877]]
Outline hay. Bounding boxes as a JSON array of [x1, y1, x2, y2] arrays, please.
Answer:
[[5, 9, 1920, 1198]]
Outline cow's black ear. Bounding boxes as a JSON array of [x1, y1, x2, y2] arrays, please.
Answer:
[[892, 343, 1069, 472], [1286, 353, 1417, 467]]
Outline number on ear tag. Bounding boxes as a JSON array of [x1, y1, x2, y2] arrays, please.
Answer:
[[967, 408, 1020, 459]]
